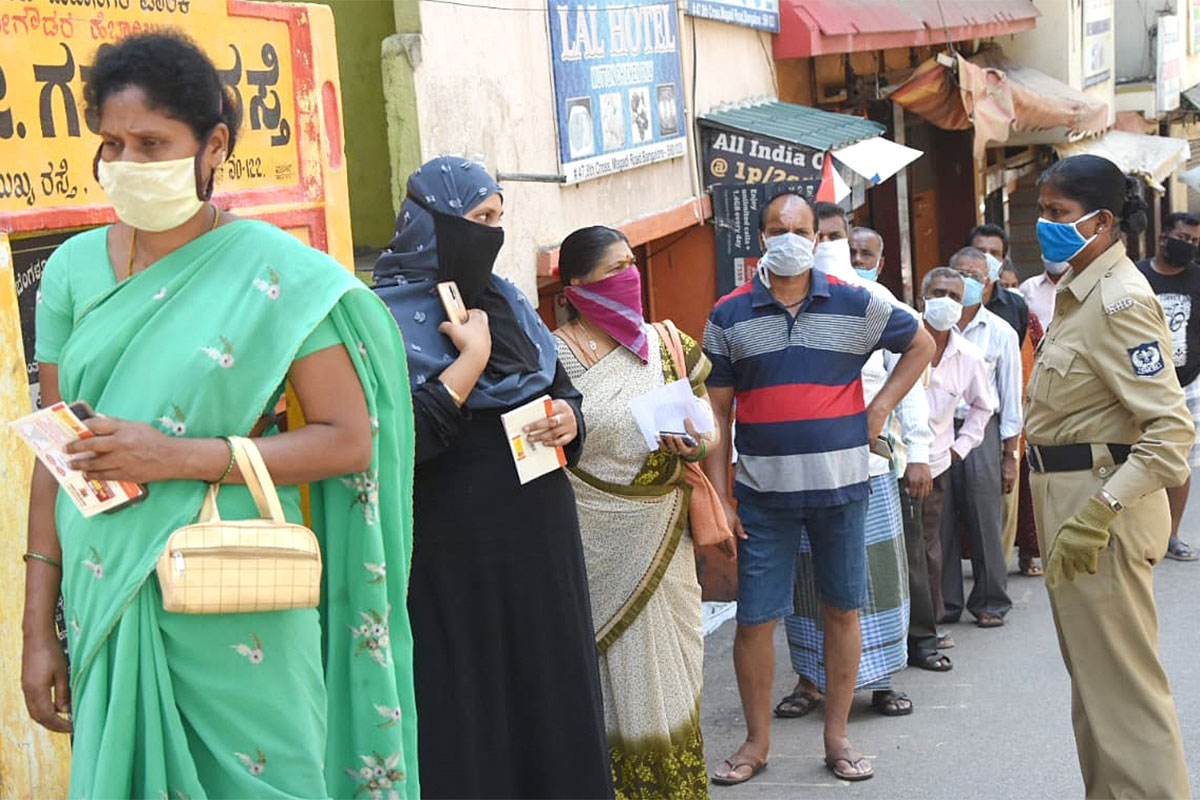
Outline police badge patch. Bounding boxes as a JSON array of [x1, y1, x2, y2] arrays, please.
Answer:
[[1128, 342, 1166, 377]]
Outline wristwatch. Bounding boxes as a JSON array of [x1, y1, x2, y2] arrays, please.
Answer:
[[1005, 449, 1019, 461], [1096, 488, 1123, 513]]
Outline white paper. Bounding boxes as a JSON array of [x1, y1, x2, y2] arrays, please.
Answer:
[[628, 379, 715, 452]]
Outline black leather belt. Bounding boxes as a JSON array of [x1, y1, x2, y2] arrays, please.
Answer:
[[1027, 443, 1131, 474]]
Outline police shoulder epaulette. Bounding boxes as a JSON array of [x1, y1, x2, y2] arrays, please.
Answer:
[[1104, 296, 1135, 315]]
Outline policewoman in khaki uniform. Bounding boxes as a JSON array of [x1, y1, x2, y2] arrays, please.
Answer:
[[1026, 155, 1193, 799]]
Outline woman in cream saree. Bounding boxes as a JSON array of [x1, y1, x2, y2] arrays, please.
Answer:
[[554, 226, 716, 799]]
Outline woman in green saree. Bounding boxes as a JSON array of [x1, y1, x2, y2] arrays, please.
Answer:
[[20, 33, 417, 799]]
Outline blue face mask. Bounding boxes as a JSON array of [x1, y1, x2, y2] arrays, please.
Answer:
[[985, 253, 1003, 283], [962, 276, 985, 307], [855, 267, 879, 282], [1037, 210, 1100, 263]]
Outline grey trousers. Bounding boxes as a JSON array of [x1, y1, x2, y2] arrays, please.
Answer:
[[899, 480, 938, 656], [939, 415, 1012, 620]]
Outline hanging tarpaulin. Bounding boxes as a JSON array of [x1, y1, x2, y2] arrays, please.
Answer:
[[890, 48, 1109, 157], [831, 136, 923, 185]]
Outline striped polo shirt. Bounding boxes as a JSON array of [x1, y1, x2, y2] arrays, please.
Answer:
[[703, 270, 919, 508]]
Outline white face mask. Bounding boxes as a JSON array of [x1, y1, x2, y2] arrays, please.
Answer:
[[96, 155, 207, 232], [758, 232, 816, 287], [923, 296, 963, 332], [1043, 258, 1070, 277]]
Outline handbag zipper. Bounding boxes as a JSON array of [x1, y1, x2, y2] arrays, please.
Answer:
[[172, 546, 318, 574]]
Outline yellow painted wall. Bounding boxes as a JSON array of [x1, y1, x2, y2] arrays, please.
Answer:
[[0, 233, 67, 799]]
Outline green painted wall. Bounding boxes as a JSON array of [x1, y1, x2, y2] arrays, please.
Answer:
[[314, 0, 398, 248], [383, 0, 423, 217]]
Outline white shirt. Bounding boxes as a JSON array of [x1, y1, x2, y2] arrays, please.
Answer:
[[927, 328, 995, 478], [1020, 273, 1058, 329], [858, 283, 933, 478], [956, 305, 1022, 440]]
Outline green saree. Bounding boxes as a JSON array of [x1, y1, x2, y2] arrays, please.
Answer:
[[35, 219, 418, 799]]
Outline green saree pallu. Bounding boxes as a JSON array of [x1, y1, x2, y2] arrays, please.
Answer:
[[40, 221, 418, 799]]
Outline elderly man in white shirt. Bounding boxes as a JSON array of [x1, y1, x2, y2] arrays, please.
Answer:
[[938, 246, 1021, 630], [776, 218, 940, 724], [918, 267, 997, 629]]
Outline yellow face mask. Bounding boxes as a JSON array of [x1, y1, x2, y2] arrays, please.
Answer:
[[96, 155, 206, 232]]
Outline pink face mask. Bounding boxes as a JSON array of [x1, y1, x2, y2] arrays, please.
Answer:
[[563, 265, 649, 363]]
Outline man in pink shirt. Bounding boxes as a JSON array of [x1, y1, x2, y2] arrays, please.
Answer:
[[1019, 257, 1070, 330], [918, 267, 996, 624]]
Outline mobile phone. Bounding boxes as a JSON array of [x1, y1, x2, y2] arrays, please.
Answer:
[[68, 400, 151, 512], [437, 281, 470, 325], [872, 436, 894, 461], [69, 400, 95, 420], [659, 430, 698, 448]]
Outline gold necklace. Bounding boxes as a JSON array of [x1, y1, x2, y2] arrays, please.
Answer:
[[125, 204, 219, 280]]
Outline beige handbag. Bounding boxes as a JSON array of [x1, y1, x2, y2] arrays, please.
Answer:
[[157, 436, 322, 614]]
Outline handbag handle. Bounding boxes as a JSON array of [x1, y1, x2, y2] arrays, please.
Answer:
[[194, 436, 288, 525], [652, 320, 687, 380]]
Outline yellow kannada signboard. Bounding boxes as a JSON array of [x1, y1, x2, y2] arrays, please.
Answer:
[[0, 2, 351, 794]]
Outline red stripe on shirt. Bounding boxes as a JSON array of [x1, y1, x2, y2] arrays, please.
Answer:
[[736, 380, 866, 424]]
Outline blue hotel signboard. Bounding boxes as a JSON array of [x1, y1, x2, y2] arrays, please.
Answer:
[[547, 0, 689, 184]]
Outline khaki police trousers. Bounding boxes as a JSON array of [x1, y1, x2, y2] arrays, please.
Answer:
[[1001, 477, 1019, 566], [1031, 468, 1190, 799]]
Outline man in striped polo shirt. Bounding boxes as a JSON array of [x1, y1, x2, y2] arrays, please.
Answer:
[[704, 190, 933, 785]]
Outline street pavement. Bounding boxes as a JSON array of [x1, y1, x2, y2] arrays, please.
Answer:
[[700, 488, 1200, 799]]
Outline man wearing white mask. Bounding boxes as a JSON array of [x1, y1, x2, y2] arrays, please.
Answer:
[[775, 218, 943, 725], [939, 247, 1020, 629], [1020, 257, 1069, 331], [703, 190, 933, 785], [918, 268, 997, 626]]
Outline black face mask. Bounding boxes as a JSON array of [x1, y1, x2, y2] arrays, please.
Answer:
[[1163, 236, 1198, 268], [429, 210, 505, 306]]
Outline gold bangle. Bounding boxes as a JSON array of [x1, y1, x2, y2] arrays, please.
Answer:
[[441, 381, 465, 408], [214, 436, 236, 483], [23, 552, 62, 570]]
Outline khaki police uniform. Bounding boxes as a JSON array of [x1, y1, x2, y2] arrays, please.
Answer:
[[1025, 242, 1193, 799]]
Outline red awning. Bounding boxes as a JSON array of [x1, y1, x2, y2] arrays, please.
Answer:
[[774, 0, 1039, 59]]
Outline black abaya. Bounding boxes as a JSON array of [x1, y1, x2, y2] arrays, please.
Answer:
[[407, 366, 613, 799]]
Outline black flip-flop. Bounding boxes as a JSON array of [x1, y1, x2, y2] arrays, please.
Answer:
[[908, 651, 953, 672], [871, 690, 914, 717], [773, 689, 821, 718]]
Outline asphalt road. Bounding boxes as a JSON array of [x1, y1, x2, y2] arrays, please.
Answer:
[[700, 489, 1200, 799]]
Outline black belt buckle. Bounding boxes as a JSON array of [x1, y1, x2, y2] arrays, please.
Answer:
[[1028, 445, 1044, 473]]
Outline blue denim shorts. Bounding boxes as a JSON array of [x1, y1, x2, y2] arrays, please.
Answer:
[[736, 499, 869, 624]]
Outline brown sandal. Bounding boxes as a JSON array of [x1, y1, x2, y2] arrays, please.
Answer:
[[825, 747, 874, 781], [711, 754, 769, 786]]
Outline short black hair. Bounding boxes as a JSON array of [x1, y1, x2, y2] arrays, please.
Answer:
[[85, 32, 242, 158], [813, 201, 847, 224], [966, 223, 1009, 256], [559, 226, 629, 319], [1164, 212, 1200, 233], [759, 188, 812, 232], [1037, 155, 1148, 237]]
